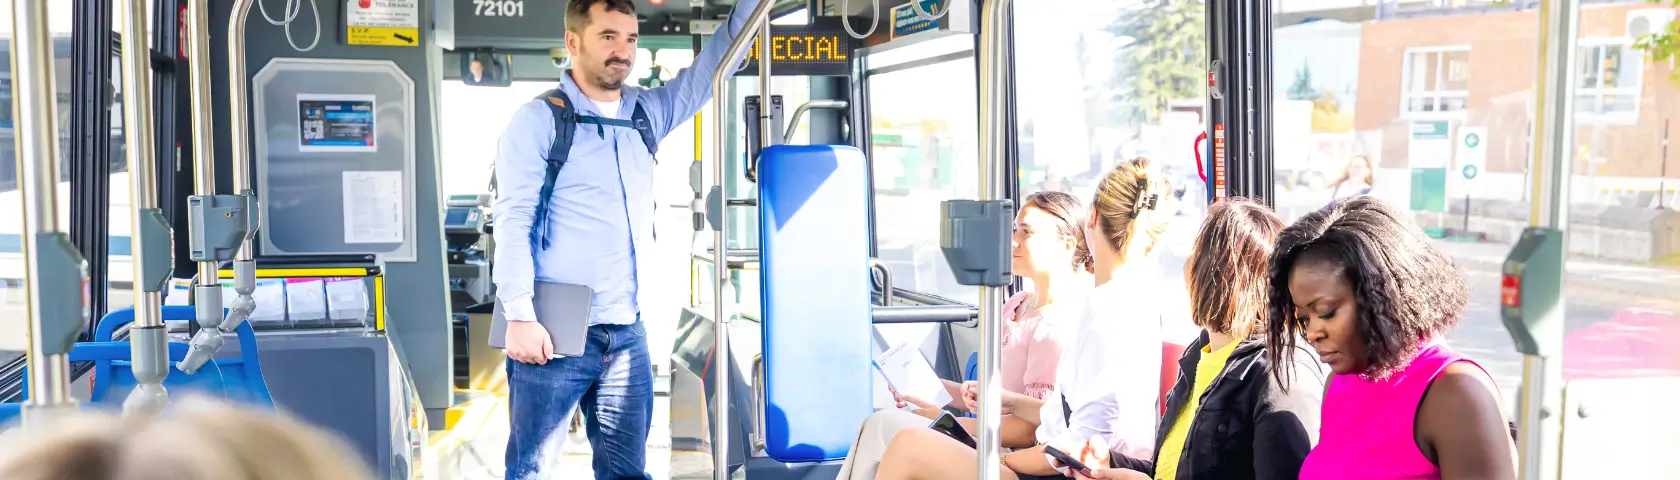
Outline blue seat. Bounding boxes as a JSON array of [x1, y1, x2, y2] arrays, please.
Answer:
[[757, 145, 873, 463], [0, 305, 275, 425], [965, 351, 979, 382], [964, 352, 978, 418]]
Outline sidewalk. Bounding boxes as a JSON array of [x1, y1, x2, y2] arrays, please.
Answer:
[[1434, 239, 1680, 310]]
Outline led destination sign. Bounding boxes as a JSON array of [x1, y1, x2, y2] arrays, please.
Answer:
[[736, 17, 856, 77]]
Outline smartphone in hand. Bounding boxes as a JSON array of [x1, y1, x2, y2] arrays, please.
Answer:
[[928, 411, 977, 449], [1044, 445, 1094, 476]]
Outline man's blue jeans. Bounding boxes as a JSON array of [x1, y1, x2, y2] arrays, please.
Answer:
[[505, 321, 654, 480]]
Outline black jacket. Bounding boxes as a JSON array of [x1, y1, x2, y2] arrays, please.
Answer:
[[1115, 332, 1326, 480]]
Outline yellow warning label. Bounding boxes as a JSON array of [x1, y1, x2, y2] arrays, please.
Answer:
[[347, 26, 420, 47]]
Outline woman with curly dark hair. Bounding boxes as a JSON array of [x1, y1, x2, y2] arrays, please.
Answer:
[[1266, 196, 1516, 480]]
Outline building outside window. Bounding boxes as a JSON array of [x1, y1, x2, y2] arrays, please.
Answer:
[[1576, 39, 1642, 123], [1400, 46, 1469, 117]]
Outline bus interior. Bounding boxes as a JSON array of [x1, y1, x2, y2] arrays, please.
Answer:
[[1, 0, 1678, 479]]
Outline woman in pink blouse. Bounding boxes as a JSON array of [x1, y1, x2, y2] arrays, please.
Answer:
[[835, 191, 1092, 480], [962, 190, 1093, 402]]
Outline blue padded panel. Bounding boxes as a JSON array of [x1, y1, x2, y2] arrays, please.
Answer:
[[964, 352, 978, 418], [0, 306, 276, 426], [965, 351, 979, 382], [94, 306, 275, 409], [757, 144, 874, 463]]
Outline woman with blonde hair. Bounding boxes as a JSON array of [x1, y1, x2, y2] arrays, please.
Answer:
[[0, 397, 373, 480], [872, 158, 1177, 480], [1072, 198, 1326, 480]]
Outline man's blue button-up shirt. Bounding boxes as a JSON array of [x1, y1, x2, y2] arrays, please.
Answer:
[[491, 0, 761, 326]]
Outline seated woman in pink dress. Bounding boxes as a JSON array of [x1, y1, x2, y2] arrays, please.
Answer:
[[835, 190, 1092, 480], [1266, 196, 1517, 479]]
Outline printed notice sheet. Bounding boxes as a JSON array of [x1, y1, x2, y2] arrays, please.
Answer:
[[342, 171, 405, 244], [874, 343, 952, 408]]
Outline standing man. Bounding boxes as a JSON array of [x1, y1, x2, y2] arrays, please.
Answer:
[[490, 0, 763, 478]]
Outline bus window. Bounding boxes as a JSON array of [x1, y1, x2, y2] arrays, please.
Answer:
[[1271, 0, 1680, 408], [438, 81, 559, 197], [1012, 0, 1203, 344], [107, 51, 132, 313], [866, 45, 979, 305], [0, 0, 118, 346]]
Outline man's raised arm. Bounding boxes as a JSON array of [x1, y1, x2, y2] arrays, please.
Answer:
[[490, 101, 553, 322], [643, 0, 766, 134]]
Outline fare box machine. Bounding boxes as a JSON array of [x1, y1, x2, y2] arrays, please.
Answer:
[[232, 57, 433, 478], [443, 193, 505, 392], [444, 193, 493, 308]]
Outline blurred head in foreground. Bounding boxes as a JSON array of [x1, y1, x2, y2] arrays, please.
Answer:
[[0, 397, 373, 480]]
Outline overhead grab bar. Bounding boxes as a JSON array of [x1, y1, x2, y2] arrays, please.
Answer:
[[707, 1, 779, 478], [871, 305, 977, 324], [783, 100, 849, 144]]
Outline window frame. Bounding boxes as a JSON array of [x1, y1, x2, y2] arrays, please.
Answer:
[[1398, 45, 1471, 120], [856, 40, 981, 307], [1574, 37, 1642, 126]]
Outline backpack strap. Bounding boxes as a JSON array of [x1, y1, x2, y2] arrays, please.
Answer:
[[529, 89, 663, 251], [531, 88, 578, 251], [568, 103, 657, 147], [630, 103, 660, 158]]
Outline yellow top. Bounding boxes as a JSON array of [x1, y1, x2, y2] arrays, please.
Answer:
[[1153, 339, 1240, 480]]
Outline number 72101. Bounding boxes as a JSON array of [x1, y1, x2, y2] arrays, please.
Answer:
[[473, 0, 524, 17]]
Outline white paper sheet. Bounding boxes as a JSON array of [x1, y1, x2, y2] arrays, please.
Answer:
[[285, 278, 328, 324], [874, 343, 952, 408], [326, 277, 369, 324], [231, 279, 288, 325], [342, 170, 405, 244], [873, 362, 898, 410]]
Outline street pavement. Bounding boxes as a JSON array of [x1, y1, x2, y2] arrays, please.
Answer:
[[1434, 238, 1680, 406]]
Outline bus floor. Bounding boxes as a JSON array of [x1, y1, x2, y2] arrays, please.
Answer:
[[445, 388, 677, 479]]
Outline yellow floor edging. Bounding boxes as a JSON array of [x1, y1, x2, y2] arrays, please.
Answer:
[[427, 391, 505, 448]]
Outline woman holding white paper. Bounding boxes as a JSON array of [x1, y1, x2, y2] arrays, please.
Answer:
[[834, 191, 1093, 480], [871, 158, 1176, 480]]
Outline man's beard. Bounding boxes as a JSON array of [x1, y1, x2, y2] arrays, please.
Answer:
[[594, 75, 626, 90], [593, 58, 632, 90]]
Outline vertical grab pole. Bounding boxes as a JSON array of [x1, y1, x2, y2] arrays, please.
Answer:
[[1519, 0, 1579, 478], [185, 0, 223, 334], [975, 0, 1013, 477], [225, 0, 260, 333], [180, 0, 260, 374], [759, 17, 776, 151], [707, 1, 778, 477], [10, 0, 88, 426], [119, 0, 175, 415]]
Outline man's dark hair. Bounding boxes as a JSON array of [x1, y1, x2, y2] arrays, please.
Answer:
[[1264, 195, 1468, 387], [566, 0, 637, 33]]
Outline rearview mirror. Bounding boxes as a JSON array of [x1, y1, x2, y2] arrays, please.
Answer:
[[461, 52, 513, 87]]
